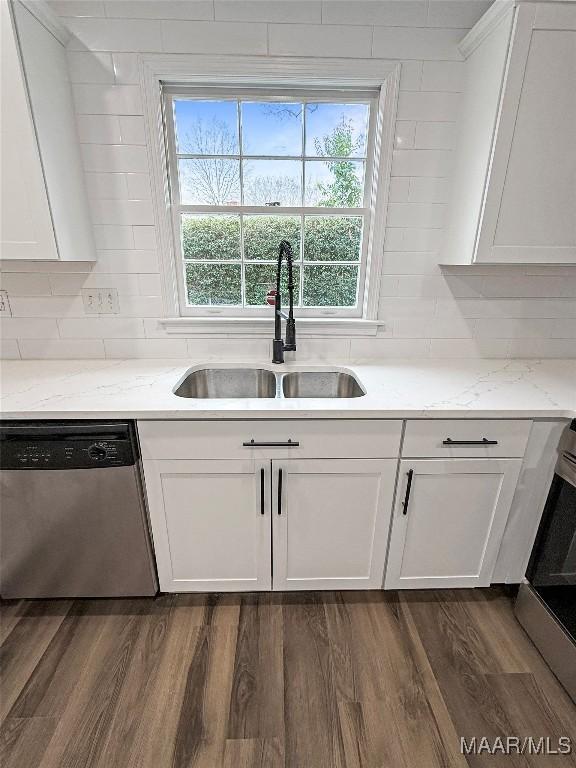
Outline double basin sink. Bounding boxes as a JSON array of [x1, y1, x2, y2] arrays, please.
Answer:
[[174, 367, 366, 399]]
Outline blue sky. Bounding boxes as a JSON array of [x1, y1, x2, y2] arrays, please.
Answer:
[[174, 99, 369, 158]]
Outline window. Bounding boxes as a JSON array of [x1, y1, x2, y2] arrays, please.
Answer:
[[164, 87, 379, 317]]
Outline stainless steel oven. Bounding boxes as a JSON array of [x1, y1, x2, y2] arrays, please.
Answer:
[[515, 419, 576, 702]]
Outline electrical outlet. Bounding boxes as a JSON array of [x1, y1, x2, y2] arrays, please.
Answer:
[[81, 288, 120, 314], [0, 290, 12, 316]]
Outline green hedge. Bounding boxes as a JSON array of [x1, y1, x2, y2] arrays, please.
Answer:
[[182, 214, 361, 307]]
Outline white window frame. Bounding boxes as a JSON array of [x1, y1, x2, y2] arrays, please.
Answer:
[[140, 55, 400, 332]]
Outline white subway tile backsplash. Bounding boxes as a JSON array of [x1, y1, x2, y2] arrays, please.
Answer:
[[387, 203, 446, 229], [507, 339, 576, 359], [94, 250, 159, 273], [0, 273, 51, 296], [77, 114, 122, 144], [19, 339, 105, 359], [216, 1, 320, 24], [81, 144, 149, 173], [133, 226, 157, 249], [421, 61, 465, 92], [85, 172, 129, 199], [388, 177, 410, 202], [474, 319, 555, 339], [269, 24, 372, 58], [73, 84, 143, 115], [391, 149, 452, 178], [105, 1, 214, 20], [426, 1, 492, 30], [397, 91, 460, 122], [4, 1, 571, 364], [162, 21, 267, 54], [67, 51, 114, 83], [0, 339, 21, 360], [350, 338, 430, 359], [93, 225, 135, 249], [393, 316, 473, 338], [551, 319, 576, 339], [399, 61, 422, 91], [322, 1, 427, 27], [65, 18, 163, 52], [138, 274, 162, 295], [429, 338, 511, 358], [436, 298, 576, 320], [50, 0, 105, 17], [111, 53, 141, 84], [395, 121, 416, 149], [57, 317, 145, 338], [126, 173, 152, 200], [49, 272, 142, 296], [408, 177, 450, 203], [372, 27, 463, 60], [89, 198, 154, 225], [415, 122, 455, 150], [0, 318, 59, 339], [119, 116, 146, 144], [120, 296, 165, 317], [187, 338, 272, 360], [378, 297, 437, 319], [384, 227, 444, 251], [104, 338, 188, 358], [9, 297, 86, 318], [383, 252, 441, 275]]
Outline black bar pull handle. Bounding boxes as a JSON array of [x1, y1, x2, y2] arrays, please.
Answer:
[[277, 468, 283, 515], [402, 469, 414, 515], [260, 468, 265, 516], [243, 439, 300, 448], [442, 438, 498, 446]]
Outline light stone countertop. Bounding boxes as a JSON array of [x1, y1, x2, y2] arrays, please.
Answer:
[[1, 358, 575, 420]]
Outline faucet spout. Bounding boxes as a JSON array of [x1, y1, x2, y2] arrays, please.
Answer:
[[271, 239, 297, 364]]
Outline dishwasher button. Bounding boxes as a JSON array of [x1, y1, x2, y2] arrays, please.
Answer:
[[88, 445, 107, 460]]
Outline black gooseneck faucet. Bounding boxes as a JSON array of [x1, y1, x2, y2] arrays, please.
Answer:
[[271, 239, 296, 364]]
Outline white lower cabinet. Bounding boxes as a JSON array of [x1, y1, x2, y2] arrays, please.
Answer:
[[272, 459, 397, 591], [144, 459, 271, 592], [385, 459, 522, 589]]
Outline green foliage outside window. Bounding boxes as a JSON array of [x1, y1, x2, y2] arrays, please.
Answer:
[[182, 215, 362, 307]]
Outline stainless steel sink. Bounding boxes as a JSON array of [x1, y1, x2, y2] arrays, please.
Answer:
[[174, 368, 277, 398], [282, 371, 365, 398]]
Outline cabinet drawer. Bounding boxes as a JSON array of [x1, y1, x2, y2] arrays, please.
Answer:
[[402, 420, 532, 458], [138, 419, 402, 460]]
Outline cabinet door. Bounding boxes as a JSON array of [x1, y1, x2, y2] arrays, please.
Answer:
[[142, 459, 271, 592], [385, 459, 522, 589], [272, 459, 396, 590], [0, 1, 57, 260], [477, 4, 576, 263]]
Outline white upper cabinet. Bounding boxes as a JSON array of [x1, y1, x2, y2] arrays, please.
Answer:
[[443, 1, 576, 265], [1, 1, 95, 261]]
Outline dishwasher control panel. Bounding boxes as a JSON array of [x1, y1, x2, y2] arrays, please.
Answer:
[[0, 421, 137, 470]]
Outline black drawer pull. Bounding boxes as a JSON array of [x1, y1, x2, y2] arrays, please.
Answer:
[[278, 468, 283, 515], [402, 469, 414, 516], [243, 439, 300, 448], [443, 438, 498, 446], [260, 468, 265, 515]]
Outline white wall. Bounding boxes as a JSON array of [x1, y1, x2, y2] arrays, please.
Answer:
[[1, 0, 576, 361]]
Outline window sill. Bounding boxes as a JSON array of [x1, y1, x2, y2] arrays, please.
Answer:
[[159, 317, 385, 337]]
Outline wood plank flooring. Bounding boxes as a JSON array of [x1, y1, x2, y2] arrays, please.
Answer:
[[1, 588, 575, 767]]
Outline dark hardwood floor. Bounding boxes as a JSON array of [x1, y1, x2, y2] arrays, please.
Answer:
[[1, 588, 575, 767]]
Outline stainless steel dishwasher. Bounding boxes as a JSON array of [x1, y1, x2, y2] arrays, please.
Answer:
[[0, 420, 158, 598]]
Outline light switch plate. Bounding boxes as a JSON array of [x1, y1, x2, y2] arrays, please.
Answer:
[[81, 288, 120, 314], [0, 290, 12, 316]]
